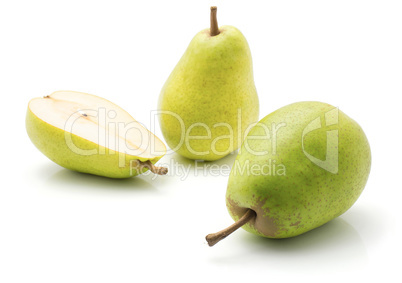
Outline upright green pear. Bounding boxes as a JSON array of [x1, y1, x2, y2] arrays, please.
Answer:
[[206, 101, 371, 246], [158, 7, 259, 161]]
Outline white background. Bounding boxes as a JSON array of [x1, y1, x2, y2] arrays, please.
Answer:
[[0, 0, 401, 282]]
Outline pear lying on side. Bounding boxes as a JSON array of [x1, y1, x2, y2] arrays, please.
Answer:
[[158, 7, 259, 161], [206, 101, 371, 246], [26, 91, 167, 178]]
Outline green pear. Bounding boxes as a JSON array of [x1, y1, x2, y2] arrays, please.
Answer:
[[26, 91, 167, 178], [158, 7, 259, 161], [206, 101, 371, 246]]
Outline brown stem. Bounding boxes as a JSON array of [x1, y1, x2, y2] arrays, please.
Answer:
[[210, 6, 220, 36], [138, 160, 168, 175], [206, 209, 256, 247]]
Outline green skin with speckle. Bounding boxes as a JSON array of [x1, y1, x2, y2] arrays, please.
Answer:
[[226, 101, 371, 238], [26, 109, 164, 178], [158, 26, 259, 161]]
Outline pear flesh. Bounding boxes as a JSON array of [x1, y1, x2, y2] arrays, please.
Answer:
[[158, 7, 259, 161], [26, 91, 167, 178], [207, 101, 371, 246]]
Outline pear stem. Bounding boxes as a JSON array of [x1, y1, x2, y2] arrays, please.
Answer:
[[210, 6, 220, 36], [138, 160, 168, 175], [206, 209, 256, 247]]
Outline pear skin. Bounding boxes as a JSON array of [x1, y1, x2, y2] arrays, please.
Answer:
[[207, 101, 371, 246], [158, 7, 259, 161]]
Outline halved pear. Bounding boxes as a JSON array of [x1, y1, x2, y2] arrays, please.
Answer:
[[26, 91, 167, 178]]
